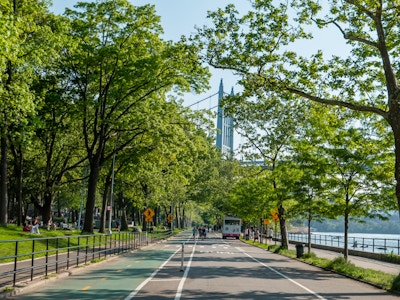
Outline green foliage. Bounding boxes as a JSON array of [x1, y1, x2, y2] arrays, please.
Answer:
[[2, 0, 400, 241], [192, 0, 400, 225], [325, 257, 396, 291], [382, 252, 400, 265], [391, 274, 400, 292], [51, 0, 212, 232], [302, 251, 317, 259]]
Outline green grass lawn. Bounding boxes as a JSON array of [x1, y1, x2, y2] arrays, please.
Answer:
[[0, 224, 175, 263], [1, 224, 81, 240], [0, 224, 129, 263]]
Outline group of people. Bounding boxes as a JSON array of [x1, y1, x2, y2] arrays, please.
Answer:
[[244, 227, 258, 241], [23, 217, 40, 234], [244, 227, 274, 242], [192, 226, 208, 240]]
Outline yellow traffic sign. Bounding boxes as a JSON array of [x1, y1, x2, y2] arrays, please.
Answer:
[[145, 216, 153, 223], [167, 214, 173, 223], [144, 208, 155, 218]]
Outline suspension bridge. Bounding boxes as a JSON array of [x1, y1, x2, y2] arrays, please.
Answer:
[[186, 79, 234, 156]]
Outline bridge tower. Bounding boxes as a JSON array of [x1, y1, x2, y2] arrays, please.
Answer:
[[216, 79, 234, 156]]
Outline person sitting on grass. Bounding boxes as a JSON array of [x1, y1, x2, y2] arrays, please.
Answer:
[[23, 223, 31, 232], [30, 217, 40, 234]]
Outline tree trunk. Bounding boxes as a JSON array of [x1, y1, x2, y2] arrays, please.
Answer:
[[170, 203, 174, 231], [182, 207, 185, 228], [12, 146, 23, 226], [344, 210, 349, 260], [82, 162, 100, 233], [141, 208, 147, 232], [0, 133, 8, 226], [175, 204, 180, 228], [390, 118, 400, 221], [278, 205, 289, 248], [154, 206, 159, 227], [100, 176, 111, 233], [121, 208, 128, 231], [307, 214, 312, 254], [41, 191, 54, 226], [57, 198, 61, 218]]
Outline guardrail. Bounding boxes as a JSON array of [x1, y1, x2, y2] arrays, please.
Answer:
[[0, 229, 172, 289]]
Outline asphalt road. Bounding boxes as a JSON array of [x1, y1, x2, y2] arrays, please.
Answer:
[[7, 230, 400, 300]]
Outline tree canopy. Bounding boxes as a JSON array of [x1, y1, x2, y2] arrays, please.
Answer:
[[192, 0, 400, 218], [0, 1, 398, 242]]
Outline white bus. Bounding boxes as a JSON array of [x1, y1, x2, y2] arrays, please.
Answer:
[[222, 216, 242, 239]]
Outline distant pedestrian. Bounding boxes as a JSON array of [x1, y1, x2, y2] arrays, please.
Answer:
[[254, 229, 259, 242], [245, 228, 250, 240], [192, 227, 197, 238], [116, 220, 120, 232]]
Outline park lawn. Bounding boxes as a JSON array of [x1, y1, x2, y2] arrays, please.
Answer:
[[0, 224, 120, 263], [0, 224, 174, 263], [0, 224, 81, 240]]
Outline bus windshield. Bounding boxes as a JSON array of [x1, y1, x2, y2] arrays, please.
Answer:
[[224, 219, 240, 226]]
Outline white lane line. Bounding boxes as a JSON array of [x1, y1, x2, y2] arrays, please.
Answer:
[[239, 248, 327, 300], [123, 248, 180, 300], [152, 279, 182, 282], [125, 236, 192, 300], [174, 239, 197, 300]]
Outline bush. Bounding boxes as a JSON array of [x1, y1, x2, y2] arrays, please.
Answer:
[[391, 274, 400, 292], [327, 256, 355, 273], [382, 252, 400, 264], [302, 252, 317, 259]]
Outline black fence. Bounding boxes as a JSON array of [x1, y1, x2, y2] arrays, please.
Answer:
[[0, 230, 172, 289]]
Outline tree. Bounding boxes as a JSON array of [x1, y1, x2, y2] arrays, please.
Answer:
[[321, 125, 395, 259], [63, 0, 209, 233], [228, 173, 272, 224], [221, 92, 308, 248], [190, 154, 242, 222], [0, 1, 66, 226], [27, 54, 87, 226], [290, 104, 345, 253], [193, 0, 400, 218]]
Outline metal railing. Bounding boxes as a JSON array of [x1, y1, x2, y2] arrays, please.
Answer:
[[287, 233, 400, 255], [0, 229, 172, 289]]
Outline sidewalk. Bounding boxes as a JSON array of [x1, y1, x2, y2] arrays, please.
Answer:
[[288, 243, 400, 275]]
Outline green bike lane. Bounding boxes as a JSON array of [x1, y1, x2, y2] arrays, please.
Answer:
[[8, 233, 191, 300]]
